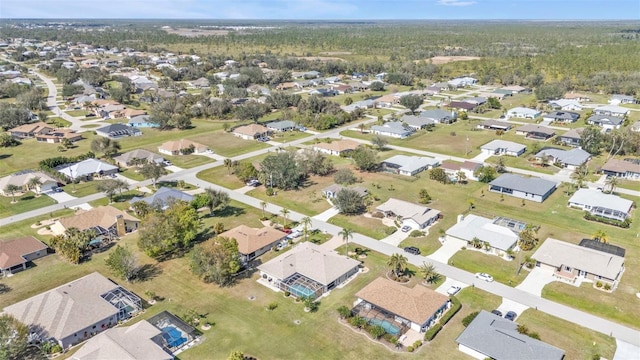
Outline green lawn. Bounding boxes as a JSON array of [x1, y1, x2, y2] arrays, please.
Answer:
[[187, 132, 270, 158], [65, 110, 90, 117], [197, 166, 246, 190], [398, 235, 442, 257], [118, 168, 146, 181], [448, 249, 529, 286], [485, 155, 559, 175], [61, 181, 100, 198], [0, 192, 57, 218], [329, 214, 396, 240]]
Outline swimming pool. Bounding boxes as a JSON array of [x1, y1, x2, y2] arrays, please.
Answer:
[[289, 283, 315, 298], [162, 326, 187, 348], [368, 318, 401, 335]]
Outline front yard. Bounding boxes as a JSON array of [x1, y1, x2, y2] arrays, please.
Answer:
[[448, 249, 529, 286], [0, 192, 57, 218]]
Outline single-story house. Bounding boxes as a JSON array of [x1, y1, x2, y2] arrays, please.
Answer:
[[267, 120, 297, 132], [568, 189, 633, 221], [601, 159, 640, 180], [322, 184, 368, 199], [113, 108, 147, 120], [188, 77, 210, 89], [440, 160, 482, 181], [312, 139, 360, 156], [593, 105, 630, 118], [445, 214, 518, 255], [51, 205, 139, 237], [158, 139, 208, 156], [506, 107, 541, 119], [609, 94, 636, 105], [489, 174, 557, 203], [448, 101, 476, 112], [35, 128, 83, 144], [515, 124, 555, 140], [548, 99, 583, 111], [3, 272, 142, 349], [128, 115, 159, 128], [0, 171, 58, 195], [461, 97, 486, 105], [535, 147, 591, 169], [420, 109, 457, 124], [500, 85, 531, 94], [342, 99, 376, 112], [8, 121, 54, 139], [456, 310, 565, 360], [130, 187, 194, 210], [400, 115, 435, 130], [114, 149, 164, 167], [491, 89, 514, 97], [71, 320, 173, 360], [370, 122, 415, 139], [564, 92, 591, 102], [257, 242, 360, 299], [232, 124, 271, 140], [543, 111, 580, 123], [219, 225, 287, 263], [480, 140, 526, 157], [309, 88, 338, 97], [477, 120, 512, 131], [587, 115, 623, 130], [533, 238, 625, 287], [374, 94, 399, 108], [353, 277, 451, 334], [376, 198, 440, 229], [380, 155, 439, 176], [558, 128, 583, 147], [57, 158, 118, 180], [448, 76, 477, 87], [95, 123, 142, 139], [0, 236, 49, 276]]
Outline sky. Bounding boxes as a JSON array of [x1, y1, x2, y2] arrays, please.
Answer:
[[0, 0, 638, 20]]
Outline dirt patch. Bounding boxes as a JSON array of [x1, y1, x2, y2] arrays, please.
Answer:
[[319, 51, 353, 56], [417, 56, 482, 65], [297, 56, 346, 62]]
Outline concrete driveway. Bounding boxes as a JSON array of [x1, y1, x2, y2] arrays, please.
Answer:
[[427, 238, 466, 263], [516, 267, 556, 296], [435, 278, 469, 296], [614, 339, 640, 360], [164, 165, 184, 173], [380, 228, 409, 246], [495, 298, 530, 320], [313, 207, 340, 222], [45, 190, 76, 203]]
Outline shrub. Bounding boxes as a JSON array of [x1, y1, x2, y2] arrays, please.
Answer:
[[528, 332, 541, 340], [284, 291, 291, 297], [407, 346, 414, 352], [51, 344, 63, 354], [462, 311, 479, 327], [265, 187, 275, 196], [384, 226, 397, 235], [440, 296, 462, 325], [424, 323, 442, 341], [266, 302, 278, 311], [371, 211, 384, 218], [596, 281, 603, 288], [410, 230, 425, 237], [604, 283, 612, 291], [583, 212, 631, 228], [412, 340, 422, 348]]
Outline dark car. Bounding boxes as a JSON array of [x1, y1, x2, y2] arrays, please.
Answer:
[[491, 310, 502, 317], [404, 246, 421, 255], [504, 311, 517, 321]]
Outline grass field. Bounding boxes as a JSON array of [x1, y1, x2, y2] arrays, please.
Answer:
[[448, 249, 529, 286], [0, 192, 57, 218]]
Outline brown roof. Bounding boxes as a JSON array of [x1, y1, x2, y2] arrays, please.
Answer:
[[602, 159, 640, 174], [0, 236, 48, 269], [57, 206, 138, 232], [219, 225, 286, 255], [92, 99, 120, 106], [564, 92, 591, 100], [159, 139, 207, 153], [120, 108, 147, 119], [313, 139, 360, 153], [35, 128, 82, 141], [9, 121, 53, 134], [356, 277, 449, 324], [233, 124, 270, 137]]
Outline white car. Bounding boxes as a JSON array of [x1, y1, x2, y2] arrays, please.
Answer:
[[475, 272, 494, 282], [446, 285, 461, 295]]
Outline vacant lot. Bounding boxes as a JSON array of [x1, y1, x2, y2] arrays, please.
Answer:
[[0, 192, 57, 218]]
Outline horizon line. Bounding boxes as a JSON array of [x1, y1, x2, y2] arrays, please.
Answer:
[[0, 18, 636, 21]]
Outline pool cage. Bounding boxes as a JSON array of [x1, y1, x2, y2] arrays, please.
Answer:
[[492, 216, 527, 233], [352, 302, 410, 336], [279, 273, 325, 299], [100, 287, 142, 321], [148, 311, 197, 353]]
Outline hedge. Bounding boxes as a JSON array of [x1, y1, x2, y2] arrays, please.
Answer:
[[424, 323, 442, 341], [583, 211, 631, 228], [462, 311, 479, 327], [439, 296, 462, 326]]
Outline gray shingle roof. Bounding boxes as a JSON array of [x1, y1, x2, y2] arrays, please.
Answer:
[[489, 174, 557, 196], [382, 155, 439, 173], [568, 189, 633, 215], [481, 140, 526, 153], [371, 121, 414, 136], [588, 115, 624, 126], [446, 214, 518, 251], [535, 148, 590, 166], [130, 187, 194, 209]]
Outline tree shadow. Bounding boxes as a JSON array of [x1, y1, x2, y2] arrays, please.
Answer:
[[136, 263, 163, 282], [0, 154, 12, 160], [0, 283, 11, 294], [20, 195, 35, 201], [214, 205, 246, 218]]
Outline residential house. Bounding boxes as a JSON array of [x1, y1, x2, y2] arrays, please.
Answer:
[[500, 85, 531, 94], [353, 277, 451, 334], [219, 225, 287, 263], [543, 111, 580, 123], [380, 155, 439, 176], [128, 114, 159, 128], [568, 189, 633, 221], [601, 159, 640, 180], [374, 94, 398, 108], [479, 92, 506, 100], [95, 123, 142, 139], [587, 115, 623, 130], [480, 140, 526, 157], [515, 124, 555, 140], [3, 272, 142, 349], [113, 108, 147, 120], [312, 139, 360, 156], [448, 77, 477, 87], [548, 99, 583, 111], [188, 77, 209, 88], [370, 121, 415, 139], [257, 242, 360, 299], [489, 174, 557, 203], [233, 124, 271, 141], [330, 84, 352, 94], [535, 148, 590, 169], [448, 101, 476, 112], [563, 92, 591, 102], [275, 82, 295, 90], [35, 128, 83, 144], [8, 121, 54, 139], [0, 236, 49, 276], [321, 184, 368, 199], [0, 171, 58, 195], [51, 205, 139, 237], [114, 149, 164, 167], [446, 214, 519, 256], [376, 198, 441, 229], [420, 109, 457, 124], [430, 82, 451, 92], [303, 70, 321, 78], [533, 238, 625, 287], [57, 159, 118, 180], [267, 120, 297, 132], [477, 120, 512, 131], [400, 115, 435, 130], [71, 320, 173, 360], [130, 187, 194, 211], [456, 311, 565, 360], [506, 107, 541, 119], [609, 94, 636, 105], [308, 88, 338, 97], [342, 99, 376, 112], [440, 160, 482, 181], [461, 97, 486, 105], [158, 139, 208, 156], [491, 89, 514, 97], [558, 128, 583, 147], [593, 105, 629, 118]]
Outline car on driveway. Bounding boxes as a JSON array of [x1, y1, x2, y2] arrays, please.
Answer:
[[246, 179, 260, 187], [53, 187, 64, 193], [400, 225, 411, 232], [491, 310, 502, 317], [404, 246, 420, 255], [504, 311, 517, 321], [447, 285, 461, 295], [475, 272, 494, 282]]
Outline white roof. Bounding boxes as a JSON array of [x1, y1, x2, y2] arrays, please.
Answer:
[[57, 159, 118, 179], [376, 198, 440, 227], [481, 139, 526, 153], [595, 105, 629, 114], [508, 107, 540, 116], [549, 99, 582, 108], [446, 214, 518, 251], [568, 189, 633, 214], [382, 155, 439, 173]]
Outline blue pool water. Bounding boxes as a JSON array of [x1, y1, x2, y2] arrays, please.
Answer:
[[162, 326, 187, 348], [368, 318, 401, 335], [289, 283, 315, 298]]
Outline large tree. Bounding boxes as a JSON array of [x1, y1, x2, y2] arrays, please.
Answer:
[[333, 168, 357, 185], [140, 162, 167, 188], [371, 135, 388, 151], [429, 168, 450, 184], [235, 102, 269, 123], [138, 201, 202, 259], [49, 227, 95, 264], [580, 126, 604, 155], [90, 137, 121, 158], [474, 165, 498, 183], [204, 188, 231, 215], [0, 314, 30, 360], [518, 224, 539, 251], [334, 189, 366, 215], [0, 104, 32, 130], [297, 150, 334, 176], [105, 245, 138, 282], [4, 184, 21, 203], [351, 146, 378, 172], [259, 151, 302, 190], [189, 236, 241, 287], [387, 253, 408, 277], [399, 94, 423, 114]]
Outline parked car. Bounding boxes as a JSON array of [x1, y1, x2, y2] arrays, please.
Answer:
[[286, 230, 303, 240], [447, 285, 461, 295], [475, 272, 494, 282], [53, 187, 64, 193], [401, 225, 411, 232], [504, 311, 517, 321], [404, 246, 420, 255], [491, 310, 502, 317], [162, 160, 172, 166], [246, 179, 260, 187]]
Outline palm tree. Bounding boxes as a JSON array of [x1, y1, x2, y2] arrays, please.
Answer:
[[571, 164, 588, 189], [4, 184, 21, 203], [592, 230, 608, 243], [387, 253, 408, 278], [280, 208, 290, 228], [419, 261, 438, 284], [260, 201, 267, 218], [27, 176, 43, 195], [300, 216, 312, 242], [338, 227, 354, 255], [470, 237, 482, 249], [358, 123, 366, 133], [605, 176, 619, 194], [224, 158, 232, 175]]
